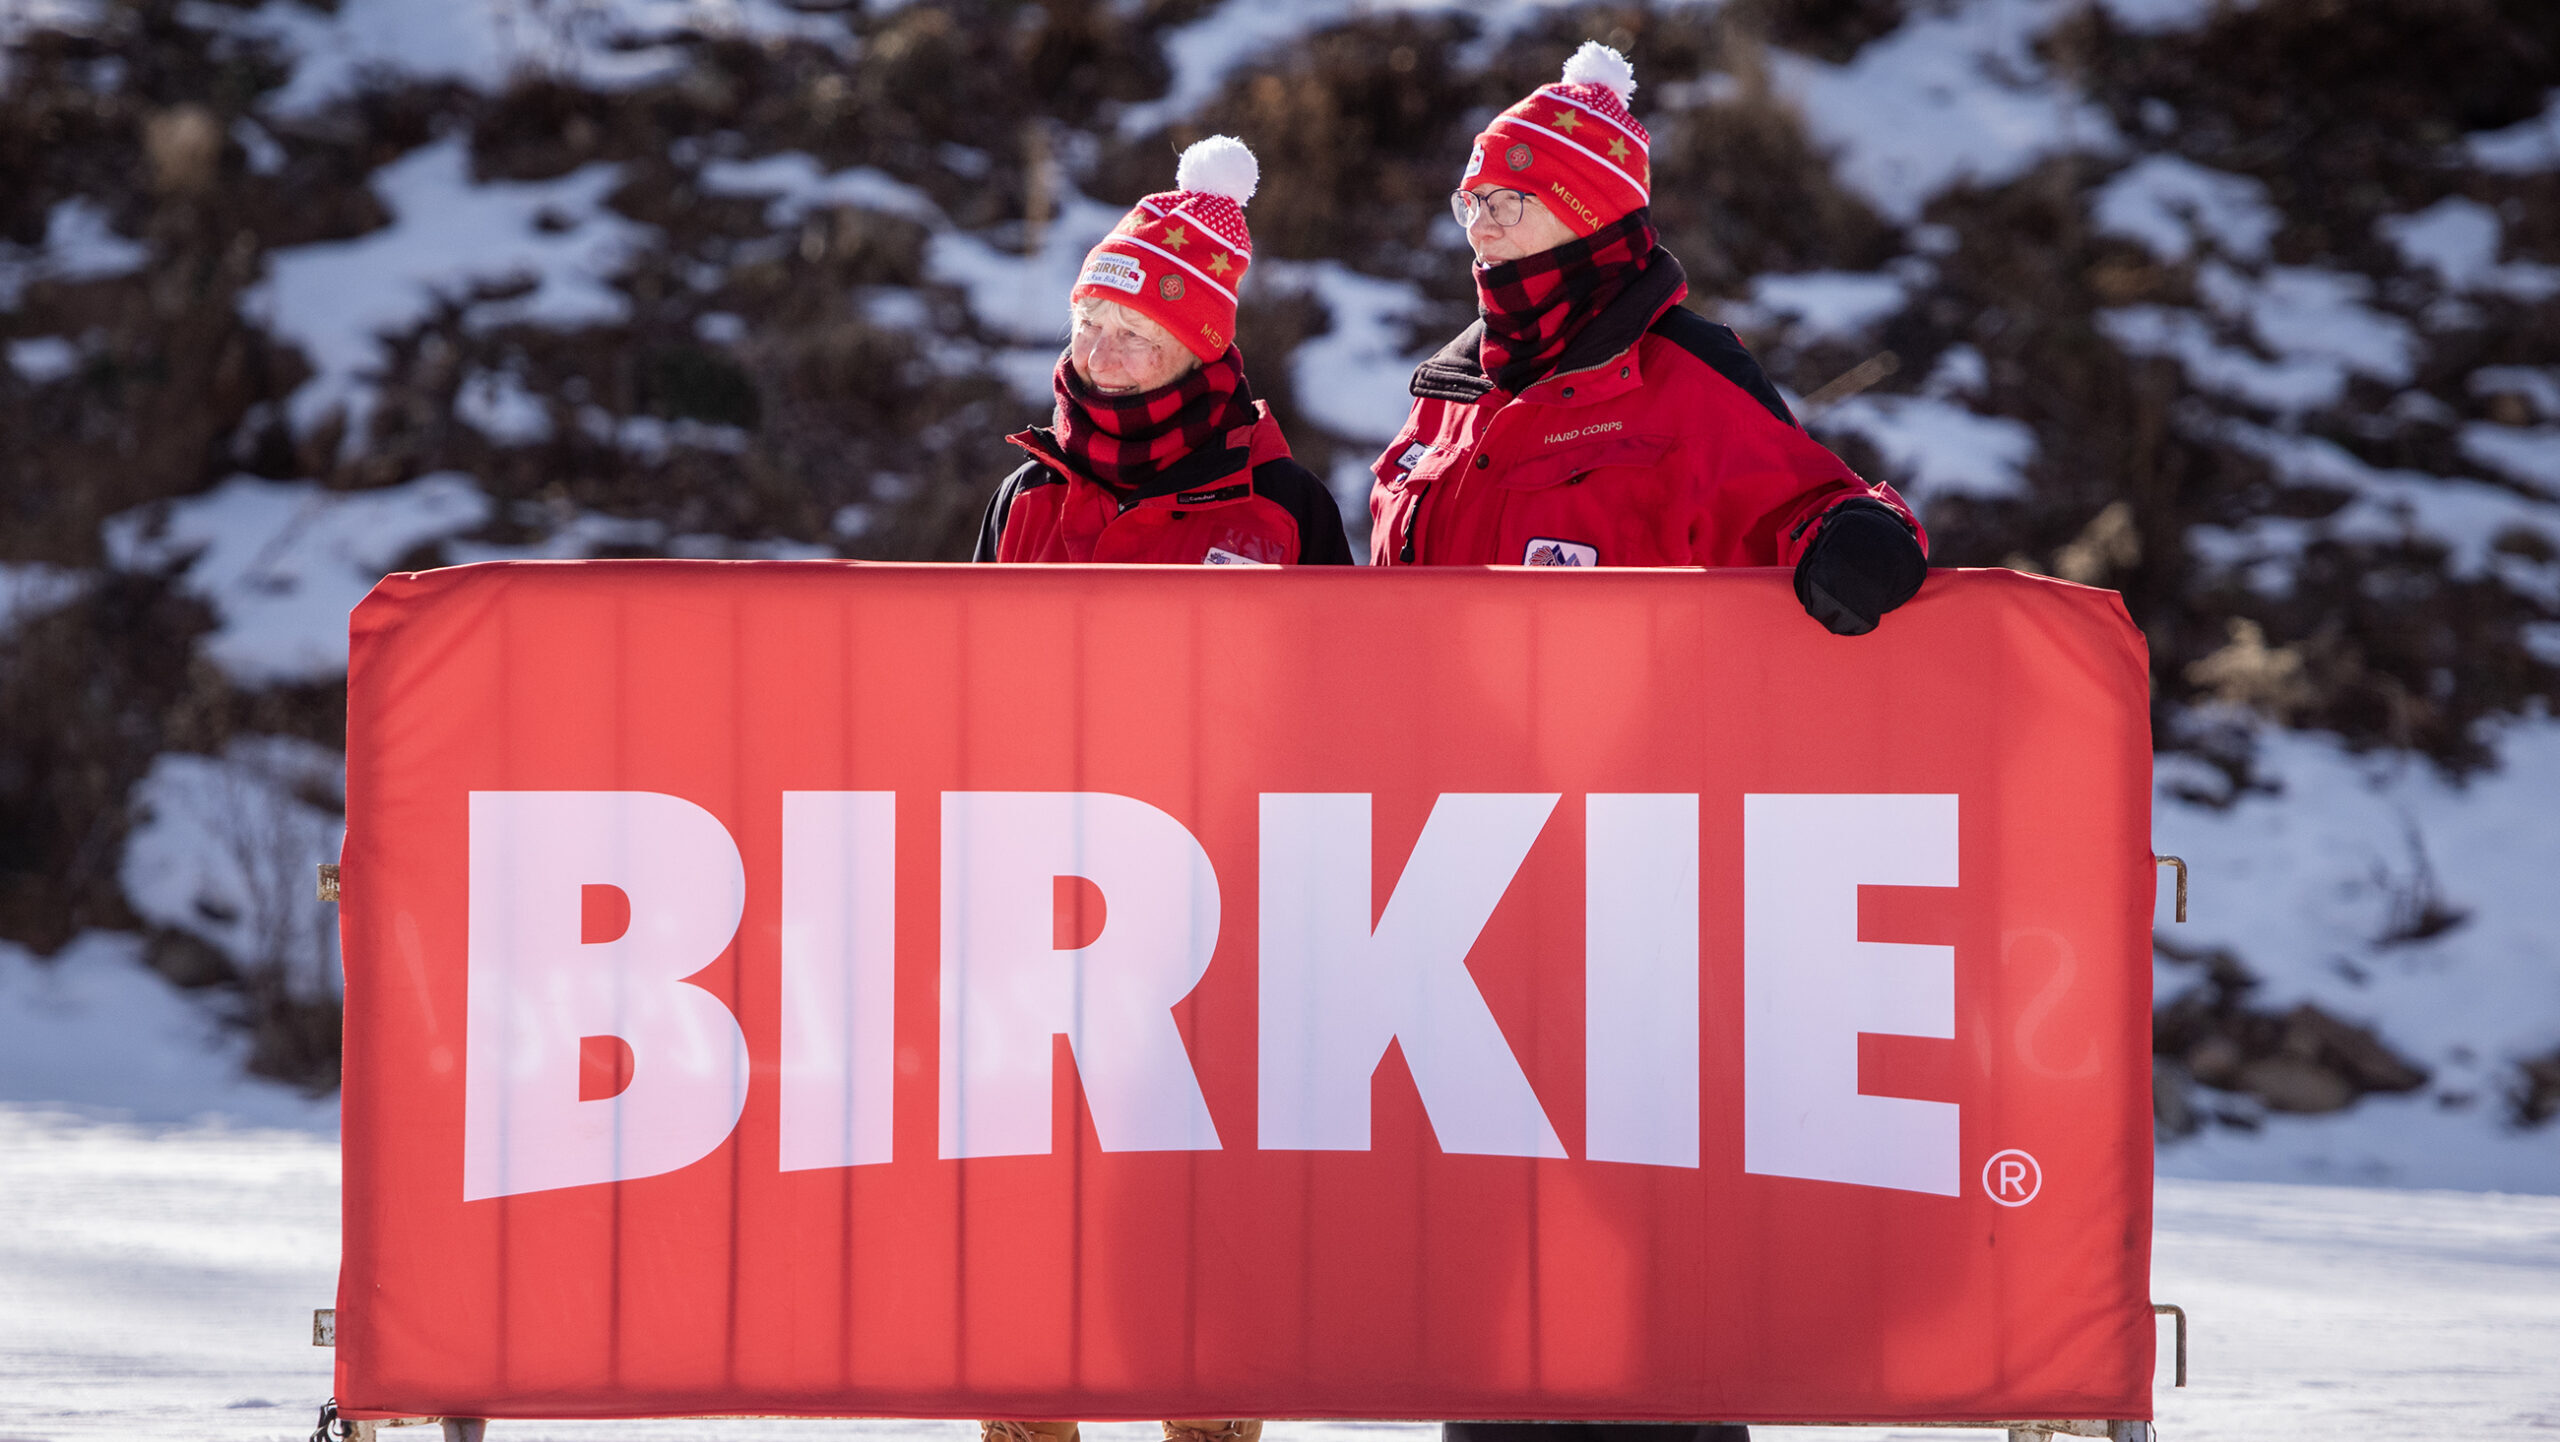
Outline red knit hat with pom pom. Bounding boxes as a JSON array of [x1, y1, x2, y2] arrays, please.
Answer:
[[1463, 42, 1651, 236], [1072, 135, 1259, 363]]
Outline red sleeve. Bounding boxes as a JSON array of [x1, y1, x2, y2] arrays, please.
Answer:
[[1681, 383, 1928, 567]]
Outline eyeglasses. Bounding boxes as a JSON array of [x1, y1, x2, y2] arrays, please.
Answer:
[[1451, 187, 1535, 229]]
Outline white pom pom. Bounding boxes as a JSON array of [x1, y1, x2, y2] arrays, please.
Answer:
[[1175, 135, 1259, 204], [1560, 41, 1636, 104]]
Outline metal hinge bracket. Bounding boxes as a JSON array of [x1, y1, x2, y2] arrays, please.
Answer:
[[2156, 1300, 2188, 1386], [2153, 854, 2185, 923]]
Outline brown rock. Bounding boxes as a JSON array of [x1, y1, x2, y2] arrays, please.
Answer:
[[2187, 1033, 2245, 1087], [2238, 1057, 2356, 1114], [2284, 1004, 2429, 1093], [145, 105, 223, 195], [2513, 1049, 2560, 1129]]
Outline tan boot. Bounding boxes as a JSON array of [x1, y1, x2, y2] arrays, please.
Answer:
[[983, 1423, 1080, 1442], [1165, 1422, 1262, 1442]]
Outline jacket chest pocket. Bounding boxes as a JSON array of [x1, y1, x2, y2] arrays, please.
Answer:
[[1495, 434, 1681, 567]]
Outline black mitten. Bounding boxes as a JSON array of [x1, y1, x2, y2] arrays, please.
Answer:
[[1792, 497, 1927, 636]]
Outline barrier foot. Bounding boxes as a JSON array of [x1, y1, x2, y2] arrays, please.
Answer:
[[440, 1421, 487, 1442]]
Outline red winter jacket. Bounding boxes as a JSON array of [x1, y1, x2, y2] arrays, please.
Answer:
[[1370, 251, 1923, 569], [978, 402, 1352, 565]]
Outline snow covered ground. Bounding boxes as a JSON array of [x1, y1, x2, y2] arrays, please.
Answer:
[[3, 1097, 2556, 1441]]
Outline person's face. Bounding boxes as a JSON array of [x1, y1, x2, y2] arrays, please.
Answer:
[[1069, 305, 1194, 394], [1459, 182, 1582, 264]]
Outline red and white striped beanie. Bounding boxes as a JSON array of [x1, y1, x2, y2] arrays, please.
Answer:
[[1463, 42, 1652, 236], [1072, 135, 1258, 363]]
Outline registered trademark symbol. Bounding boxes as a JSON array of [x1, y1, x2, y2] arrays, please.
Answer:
[[1983, 1148, 2043, 1206]]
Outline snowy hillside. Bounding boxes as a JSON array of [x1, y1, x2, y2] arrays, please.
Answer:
[[2, 0, 2558, 1193]]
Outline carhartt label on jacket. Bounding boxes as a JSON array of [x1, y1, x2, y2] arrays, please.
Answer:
[[1543, 421, 1623, 445], [1397, 441, 1432, 471], [1079, 253, 1144, 295], [1524, 538, 1598, 566]]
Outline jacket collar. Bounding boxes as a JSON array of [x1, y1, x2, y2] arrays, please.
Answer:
[[1409, 248, 1691, 404]]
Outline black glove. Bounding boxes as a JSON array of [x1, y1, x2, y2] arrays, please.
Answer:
[[1792, 497, 1927, 636]]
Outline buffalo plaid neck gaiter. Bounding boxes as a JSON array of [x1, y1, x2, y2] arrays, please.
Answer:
[[1049, 345, 1257, 492], [1475, 207, 1658, 394]]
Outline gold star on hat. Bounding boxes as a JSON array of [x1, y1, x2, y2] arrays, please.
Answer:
[[1207, 252, 1233, 277], [1552, 108, 1582, 134], [1162, 225, 1191, 251], [1606, 136, 1630, 162]]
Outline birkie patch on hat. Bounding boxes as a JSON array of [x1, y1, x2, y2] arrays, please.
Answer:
[[1523, 537, 1598, 567], [1080, 252, 1144, 295], [1074, 134, 1259, 363]]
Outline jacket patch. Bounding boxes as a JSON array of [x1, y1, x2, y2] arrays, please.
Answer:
[[1080, 252, 1144, 295], [1175, 483, 1250, 506], [1204, 546, 1268, 566], [1524, 537, 1598, 567], [1397, 441, 1432, 470]]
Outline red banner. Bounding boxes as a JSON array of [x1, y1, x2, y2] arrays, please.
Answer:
[[336, 562, 2156, 1425]]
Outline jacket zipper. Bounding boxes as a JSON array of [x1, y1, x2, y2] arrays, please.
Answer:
[[1399, 482, 1432, 564]]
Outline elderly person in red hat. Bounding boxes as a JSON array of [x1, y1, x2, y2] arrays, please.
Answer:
[[967, 144, 1319, 1442], [1372, 42, 1927, 637], [976, 136, 1349, 567]]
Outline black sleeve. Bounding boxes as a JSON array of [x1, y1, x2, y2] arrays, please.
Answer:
[[972, 462, 1042, 563], [1252, 457, 1356, 566]]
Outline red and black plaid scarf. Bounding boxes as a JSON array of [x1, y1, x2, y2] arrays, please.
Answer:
[[1049, 346, 1257, 492], [1476, 208, 1658, 393]]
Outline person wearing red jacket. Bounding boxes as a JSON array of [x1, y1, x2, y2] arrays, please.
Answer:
[[968, 133, 1315, 1442], [1371, 42, 1927, 636], [1382, 41, 1929, 1442], [976, 136, 1350, 567]]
